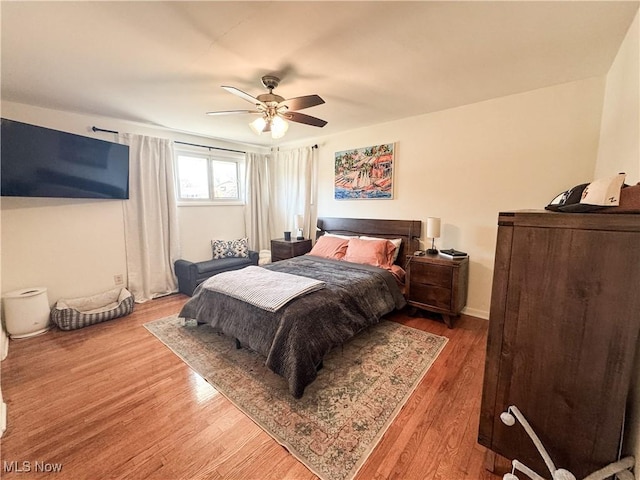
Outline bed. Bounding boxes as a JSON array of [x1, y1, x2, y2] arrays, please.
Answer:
[[179, 217, 422, 398]]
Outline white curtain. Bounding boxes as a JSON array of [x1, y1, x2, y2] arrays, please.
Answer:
[[269, 146, 318, 242], [244, 146, 318, 251], [118, 133, 180, 302], [244, 152, 272, 251]]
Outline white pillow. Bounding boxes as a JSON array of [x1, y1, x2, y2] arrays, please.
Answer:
[[359, 236, 403, 262], [324, 232, 357, 240]]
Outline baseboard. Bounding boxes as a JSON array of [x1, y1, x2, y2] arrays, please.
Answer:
[[1, 327, 8, 361], [1, 328, 8, 439], [0, 399, 6, 438], [462, 306, 489, 320]]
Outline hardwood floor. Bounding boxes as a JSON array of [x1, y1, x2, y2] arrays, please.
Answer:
[[0, 294, 502, 479]]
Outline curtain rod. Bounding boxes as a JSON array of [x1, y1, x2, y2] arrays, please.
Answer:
[[272, 144, 318, 151], [91, 126, 246, 154]]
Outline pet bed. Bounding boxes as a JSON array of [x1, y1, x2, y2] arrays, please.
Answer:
[[51, 287, 134, 331]]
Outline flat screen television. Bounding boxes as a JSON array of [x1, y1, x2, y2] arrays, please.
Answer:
[[1, 118, 130, 199]]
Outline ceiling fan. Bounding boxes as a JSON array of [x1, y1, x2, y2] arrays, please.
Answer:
[[206, 75, 327, 139]]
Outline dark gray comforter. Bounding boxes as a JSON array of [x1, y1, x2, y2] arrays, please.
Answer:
[[179, 255, 406, 398]]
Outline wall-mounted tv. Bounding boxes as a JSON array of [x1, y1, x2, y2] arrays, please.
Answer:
[[1, 118, 130, 200]]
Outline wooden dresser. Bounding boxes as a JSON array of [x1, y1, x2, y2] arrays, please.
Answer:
[[406, 254, 469, 328], [270, 238, 312, 262], [479, 211, 640, 478]]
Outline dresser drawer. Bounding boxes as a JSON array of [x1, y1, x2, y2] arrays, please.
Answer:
[[410, 262, 452, 288]]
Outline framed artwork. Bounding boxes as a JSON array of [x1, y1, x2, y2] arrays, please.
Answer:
[[334, 143, 395, 199]]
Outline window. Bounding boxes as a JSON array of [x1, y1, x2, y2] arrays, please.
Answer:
[[176, 150, 244, 204]]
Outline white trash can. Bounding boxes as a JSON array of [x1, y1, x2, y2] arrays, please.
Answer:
[[259, 249, 272, 266], [2, 287, 50, 338]]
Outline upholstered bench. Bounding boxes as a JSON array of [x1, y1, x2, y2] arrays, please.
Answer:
[[174, 251, 259, 296]]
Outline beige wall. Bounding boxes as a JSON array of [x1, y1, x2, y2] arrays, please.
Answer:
[[595, 10, 640, 470], [596, 11, 640, 184], [1, 197, 128, 306], [0, 101, 259, 305], [177, 203, 247, 262], [1, 75, 608, 316], [306, 77, 605, 318]]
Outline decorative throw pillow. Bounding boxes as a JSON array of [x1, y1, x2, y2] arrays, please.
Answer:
[[211, 238, 249, 259], [343, 237, 395, 269], [307, 235, 349, 260]]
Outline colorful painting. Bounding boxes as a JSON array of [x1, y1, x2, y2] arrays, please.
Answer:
[[334, 143, 394, 200]]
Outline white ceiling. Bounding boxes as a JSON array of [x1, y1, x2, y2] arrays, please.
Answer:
[[1, 1, 638, 147]]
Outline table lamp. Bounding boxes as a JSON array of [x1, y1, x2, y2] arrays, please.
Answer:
[[295, 215, 304, 240], [426, 217, 440, 254]]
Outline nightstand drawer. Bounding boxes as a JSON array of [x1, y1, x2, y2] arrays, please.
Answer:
[[410, 284, 452, 310], [410, 262, 452, 288], [271, 242, 292, 260], [291, 242, 312, 257]]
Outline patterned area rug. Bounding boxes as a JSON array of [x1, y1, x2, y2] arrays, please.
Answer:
[[144, 315, 448, 480]]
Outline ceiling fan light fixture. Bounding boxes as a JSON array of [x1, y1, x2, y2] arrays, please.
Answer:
[[249, 114, 288, 139], [249, 116, 267, 135], [270, 115, 289, 139], [212, 75, 326, 140]]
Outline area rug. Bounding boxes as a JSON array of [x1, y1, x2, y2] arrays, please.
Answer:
[[144, 315, 448, 480]]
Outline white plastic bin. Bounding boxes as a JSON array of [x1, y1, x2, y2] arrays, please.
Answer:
[[2, 288, 50, 338]]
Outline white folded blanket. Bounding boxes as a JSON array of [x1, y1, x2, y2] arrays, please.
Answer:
[[202, 266, 326, 312]]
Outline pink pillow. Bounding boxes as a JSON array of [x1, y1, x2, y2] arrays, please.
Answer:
[[307, 235, 349, 260], [343, 237, 396, 268]]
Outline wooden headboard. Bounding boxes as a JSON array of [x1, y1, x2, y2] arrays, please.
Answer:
[[316, 217, 422, 264]]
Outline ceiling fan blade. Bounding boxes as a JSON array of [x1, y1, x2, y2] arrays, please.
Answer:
[[280, 94, 325, 111], [221, 86, 267, 107], [206, 109, 261, 116], [283, 111, 328, 128]]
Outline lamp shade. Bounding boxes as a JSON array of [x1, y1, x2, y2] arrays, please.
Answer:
[[426, 217, 441, 239], [271, 116, 289, 139], [249, 115, 289, 139], [249, 117, 267, 135], [295, 215, 304, 229]]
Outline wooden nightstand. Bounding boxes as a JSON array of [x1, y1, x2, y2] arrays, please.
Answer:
[[270, 238, 312, 262], [406, 253, 469, 328]]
